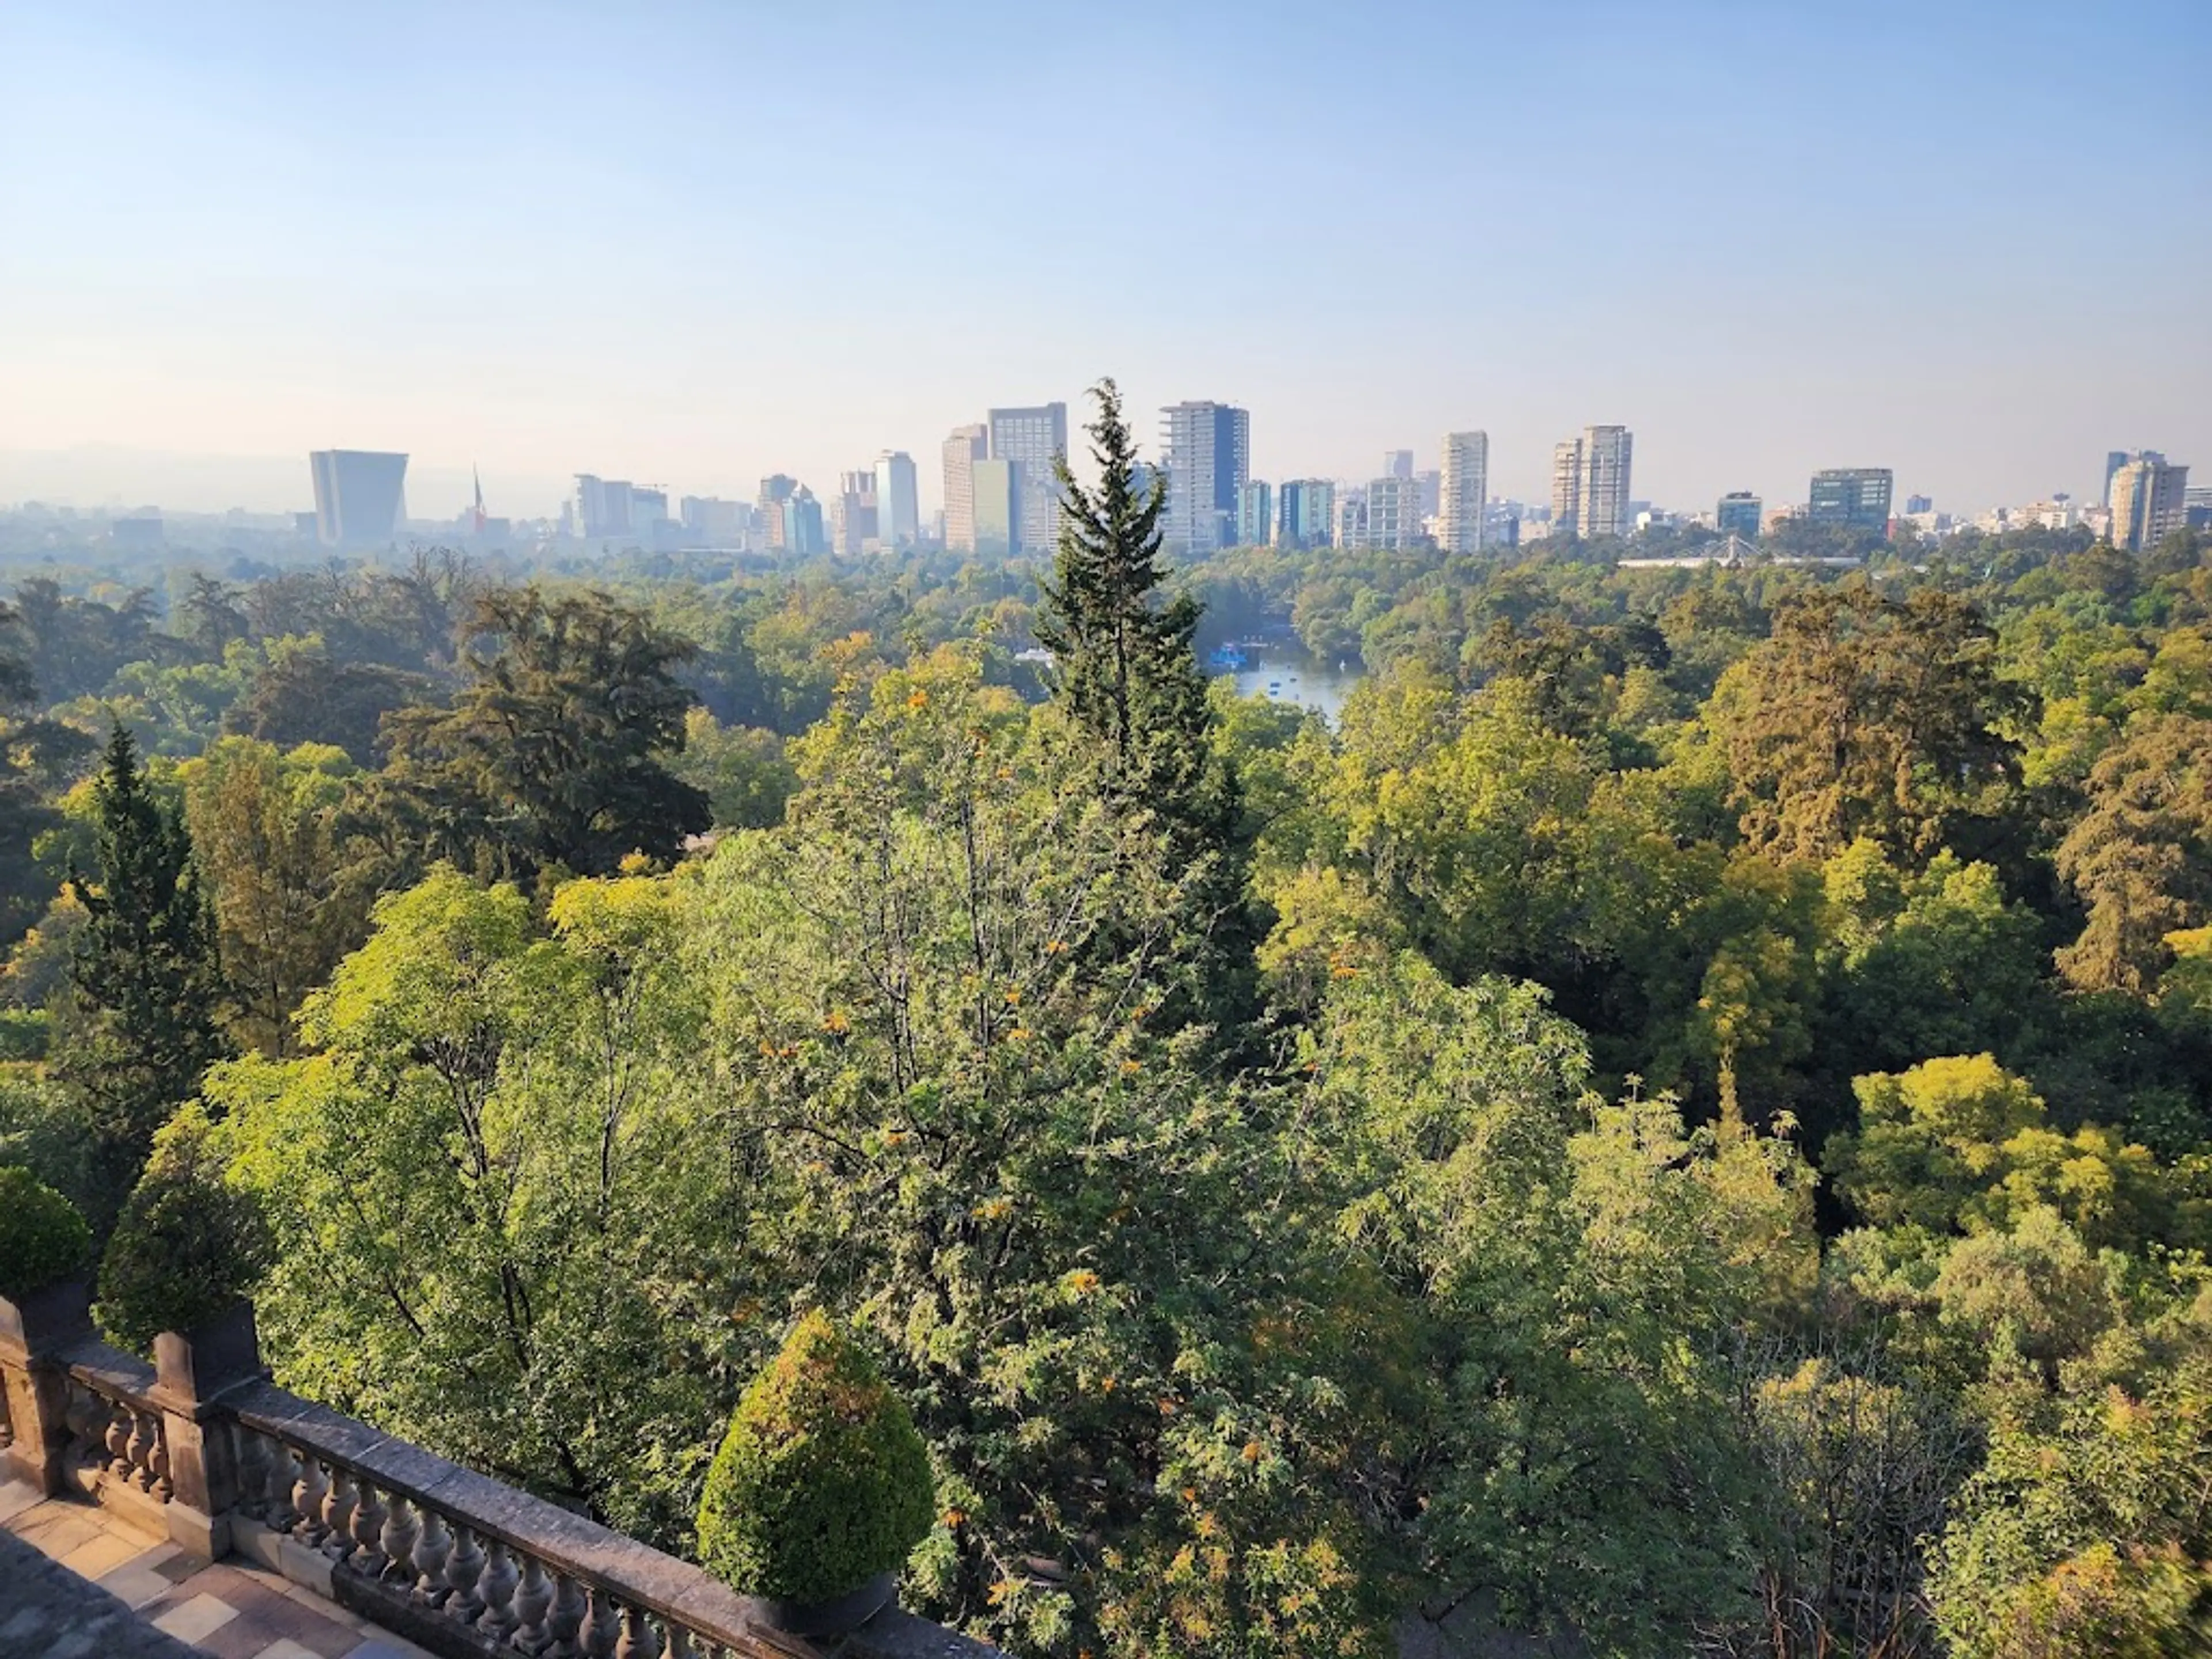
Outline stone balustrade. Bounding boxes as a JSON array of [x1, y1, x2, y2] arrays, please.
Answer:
[[1, 1284, 988, 1659]]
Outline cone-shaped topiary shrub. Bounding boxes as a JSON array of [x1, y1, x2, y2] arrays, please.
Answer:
[[695, 1309, 935, 1605], [97, 1104, 269, 1355], [0, 1165, 91, 1301]]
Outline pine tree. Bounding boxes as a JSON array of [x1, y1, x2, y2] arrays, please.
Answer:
[[59, 722, 230, 1223], [1039, 379, 1260, 1042]]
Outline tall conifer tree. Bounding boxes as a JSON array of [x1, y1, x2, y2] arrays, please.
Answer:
[[60, 722, 230, 1219], [1039, 379, 1260, 1041]]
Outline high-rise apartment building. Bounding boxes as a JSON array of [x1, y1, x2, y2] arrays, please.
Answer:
[[874, 451, 919, 551], [1905, 494, 1933, 516], [1575, 426, 1634, 538], [2105, 451, 2134, 505], [1277, 479, 1335, 548], [988, 403, 1069, 554], [1335, 491, 1366, 551], [680, 496, 749, 544], [308, 451, 408, 547], [1551, 441, 1583, 536], [941, 426, 988, 552], [1384, 450, 1414, 480], [1440, 432, 1490, 555], [1808, 467, 1895, 530], [831, 470, 879, 557], [1161, 401, 1251, 554], [971, 458, 1017, 552], [1717, 492, 1763, 539], [1238, 479, 1274, 546], [757, 475, 799, 552], [1372, 474, 1425, 550], [2109, 456, 2190, 551], [571, 474, 634, 541]]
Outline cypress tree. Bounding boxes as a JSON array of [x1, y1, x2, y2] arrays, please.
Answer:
[[59, 722, 230, 1222], [1039, 379, 1260, 1041]]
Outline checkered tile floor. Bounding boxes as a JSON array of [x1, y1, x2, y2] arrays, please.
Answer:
[[1, 1478, 432, 1659]]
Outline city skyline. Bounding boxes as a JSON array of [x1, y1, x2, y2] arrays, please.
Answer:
[[4, 2, 2206, 520]]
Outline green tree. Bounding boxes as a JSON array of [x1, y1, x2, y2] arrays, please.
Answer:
[[57, 722, 230, 1223], [2054, 713, 2212, 993], [378, 586, 710, 878], [181, 738, 366, 1055], [1037, 379, 1258, 1038], [217, 866, 729, 1544], [1710, 585, 2022, 864]]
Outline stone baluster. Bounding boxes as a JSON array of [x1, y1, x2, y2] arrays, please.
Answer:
[[145, 1412, 173, 1501], [581, 1585, 623, 1658], [124, 1408, 158, 1492], [615, 1605, 664, 1659], [231, 1423, 268, 1522], [664, 1626, 696, 1659], [378, 1491, 418, 1586], [512, 1554, 555, 1649], [321, 1466, 358, 1563], [349, 1478, 388, 1575], [411, 1503, 452, 1605], [544, 1570, 588, 1658], [291, 1450, 331, 1545], [61, 1385, 99, 1467], [102, 1394, 133, 1478], [474, 1535, 520, 1639], [263, 1438, 301, 1531], [444, 1519, 484, 1620]]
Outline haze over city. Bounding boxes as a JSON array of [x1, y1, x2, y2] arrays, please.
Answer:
[[4, 0, 2209, 519]]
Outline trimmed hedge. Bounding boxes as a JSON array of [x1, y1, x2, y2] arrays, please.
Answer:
[[97, 1104, 269, 1354], [0, 1165, 92, 1300], [695, 1310, 935, 1604]]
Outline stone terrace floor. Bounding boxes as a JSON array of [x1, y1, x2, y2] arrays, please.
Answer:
[[1, 1478, 433, 1659]]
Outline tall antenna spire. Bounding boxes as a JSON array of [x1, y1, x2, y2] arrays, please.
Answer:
[[472, 465, 486, 533]]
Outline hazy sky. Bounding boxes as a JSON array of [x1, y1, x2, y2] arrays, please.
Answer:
[[4, 0, 2208, 521]]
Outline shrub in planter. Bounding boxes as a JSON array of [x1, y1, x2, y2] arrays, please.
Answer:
[[0, 1164, 91, 1301], [97, 1104, 270, 1355], [696, 1309, 935, 1608]]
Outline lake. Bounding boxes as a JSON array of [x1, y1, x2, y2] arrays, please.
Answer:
[[1220, 641, 1364, 722]]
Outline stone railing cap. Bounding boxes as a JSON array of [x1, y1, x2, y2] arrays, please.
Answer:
[[231, 1380, 784, 1650]]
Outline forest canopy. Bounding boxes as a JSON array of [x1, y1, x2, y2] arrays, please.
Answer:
[[4, 418, 2211, 1657]]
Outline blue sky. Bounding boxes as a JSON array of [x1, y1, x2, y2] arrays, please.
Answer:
[[3, 0, 2207, 518]]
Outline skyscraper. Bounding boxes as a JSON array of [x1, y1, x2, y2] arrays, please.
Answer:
[[757, 475, 799, 552], [1440, 432, 1490, 555], [2105, 450, 2133, 505], [971, 458, 1017, 553], [782, 487, 826, 557], [1808, 468, 1895, 530], [572, 475, 633, 540], [988, 403, 1069, 554], [1384, 449, 1414, 480], [831, 469, 879, 557], [1236, 480, 1274, 547], [1277, 480, 1335, 549], [941, 424, 988, 553], [309, 450, 408, 547], [874, 450, 919, 551], [1162, 401, 1251, 554], [1575, 426, 1633, 538], [1551, 440, 1583, 536], [2109, 456, 2190, 550], [1717, 491, 1763, 538]]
